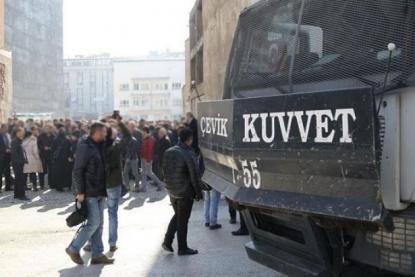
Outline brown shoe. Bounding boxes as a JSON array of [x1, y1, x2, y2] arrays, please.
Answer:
[[65, 248, 84, 265], [110, 246, 118, 252], [91, 255, 115, 265]]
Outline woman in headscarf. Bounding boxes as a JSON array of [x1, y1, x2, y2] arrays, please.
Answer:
[[51, 127, 73, 192]]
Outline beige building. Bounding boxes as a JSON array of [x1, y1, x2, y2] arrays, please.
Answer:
[[0, 0, 12, 123], [183, 0, 259, 114], [113, 56, 185, 121]]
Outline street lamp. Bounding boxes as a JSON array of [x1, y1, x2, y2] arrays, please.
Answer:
[[191, 80, 202, 101]]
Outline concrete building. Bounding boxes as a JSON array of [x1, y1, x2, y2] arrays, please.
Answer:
[[113, 57, 185, 121], [64, 54, 114, 120], [4, 0, 64, 115], [0, 0, 12, 123], [183, 0, 259, 113]]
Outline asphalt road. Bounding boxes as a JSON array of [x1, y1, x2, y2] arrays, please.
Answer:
[[0, 187, 279, 277]]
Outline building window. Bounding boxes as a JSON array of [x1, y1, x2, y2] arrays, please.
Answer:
[[173, 98, 182, 106], [133, 98, 140, 106], [164, 83, 169, 90], [172, 82, 182, 90], [77, 72, 83, 85], [90, 72, 96, 83], [120, 84, 129, 91], [120, 100, 129, 107], [133, 84, 140, 91], [141, 83, 150, 91], [154, 83, 162, 90]]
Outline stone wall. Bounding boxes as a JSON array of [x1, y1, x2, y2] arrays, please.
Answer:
[[0, 0, 4, 49], [183, 0, 254, 115], [0, 49, 12, 123]]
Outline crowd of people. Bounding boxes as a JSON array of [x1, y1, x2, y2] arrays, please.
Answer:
[[0, 112, 248, 265], [0, 115, 184, 198]]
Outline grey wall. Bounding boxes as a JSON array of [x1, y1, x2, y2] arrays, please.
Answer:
[[4, 0, 64, 115]]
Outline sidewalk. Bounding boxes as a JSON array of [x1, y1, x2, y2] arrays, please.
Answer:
[[0, 188, 278, 277]]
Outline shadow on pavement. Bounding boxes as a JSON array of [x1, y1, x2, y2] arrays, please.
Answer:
[[123, 187, 167, 210], [0, 189, 74, 212], [58, 264, 104, 277]]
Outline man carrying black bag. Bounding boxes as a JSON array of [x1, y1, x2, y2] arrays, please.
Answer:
[[161, 128, 203, 256], [65, 122, 114, 265]]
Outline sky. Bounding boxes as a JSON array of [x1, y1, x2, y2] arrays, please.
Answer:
[[63, 0, 195, 58]]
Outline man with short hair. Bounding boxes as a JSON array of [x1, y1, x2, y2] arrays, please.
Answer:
[[37, 124, 55, 189], [162, 128, 203, 256], [11, 127, 29, 201], [185, 112, 199, 153], [66, 122, 114, 265], [140, 127, 164, 192], [122, 121, 141, 191]]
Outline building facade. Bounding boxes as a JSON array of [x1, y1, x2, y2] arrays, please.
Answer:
[[183, 0, 259, 113], [64, 55, 114, 120], [4, 0, 64, 115], [0, 0, 12, 123], [113, 57, 184, 121]]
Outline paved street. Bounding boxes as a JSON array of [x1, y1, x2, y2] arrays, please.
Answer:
[[0, 187, 278, 277]]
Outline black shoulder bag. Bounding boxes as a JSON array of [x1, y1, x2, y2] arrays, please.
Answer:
[[66, 199, 88, 227]]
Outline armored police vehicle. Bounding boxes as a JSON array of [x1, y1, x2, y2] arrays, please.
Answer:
[[198, 0, 415, 276]]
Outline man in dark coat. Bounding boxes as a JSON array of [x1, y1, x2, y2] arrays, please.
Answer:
[[0, 124, 13, 192], [154, 127, 171, 180], [38, 124, 55, 189], [66, 122, 114, 266], [51, 128, 73, 192], [11, 127, 29, 201], [185, 112, 199, 154], [162, 128, 203, 256], [84, 121, 131, 253]]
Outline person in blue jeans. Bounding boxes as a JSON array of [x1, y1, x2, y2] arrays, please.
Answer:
[[84, 121, 131, 253], [204, 189, 222, 230], [66, 123, 114, 265], [69, 197, 106, 261]]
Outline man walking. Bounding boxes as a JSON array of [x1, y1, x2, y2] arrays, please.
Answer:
[[162, 128, 203, 256], [140, 127, 164, 192], [65, 122, 114, 265], [0, 124, 13, 192], [122, 126, 141, 191]]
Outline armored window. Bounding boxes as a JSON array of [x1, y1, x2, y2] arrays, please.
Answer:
[[228, 0, 413, 99]]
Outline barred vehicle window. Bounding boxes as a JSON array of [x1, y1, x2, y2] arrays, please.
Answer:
[[228, 0, 414, 99]]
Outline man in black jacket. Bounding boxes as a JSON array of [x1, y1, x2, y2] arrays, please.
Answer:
[[66, 122, 114, 265], [185, 112, 199, 154], [37, 124, 55, 189], [11, 127, 29, 201], [0, 124, 13, 192], [162, 128, 203, 256]]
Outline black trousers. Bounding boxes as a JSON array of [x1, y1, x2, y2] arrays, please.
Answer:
[[12, 163, 26, 198], [40, 158, 52, 189], [0, 155, 13, 191], [164, 197, 194, 251], [229, 204, 237, 220]]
